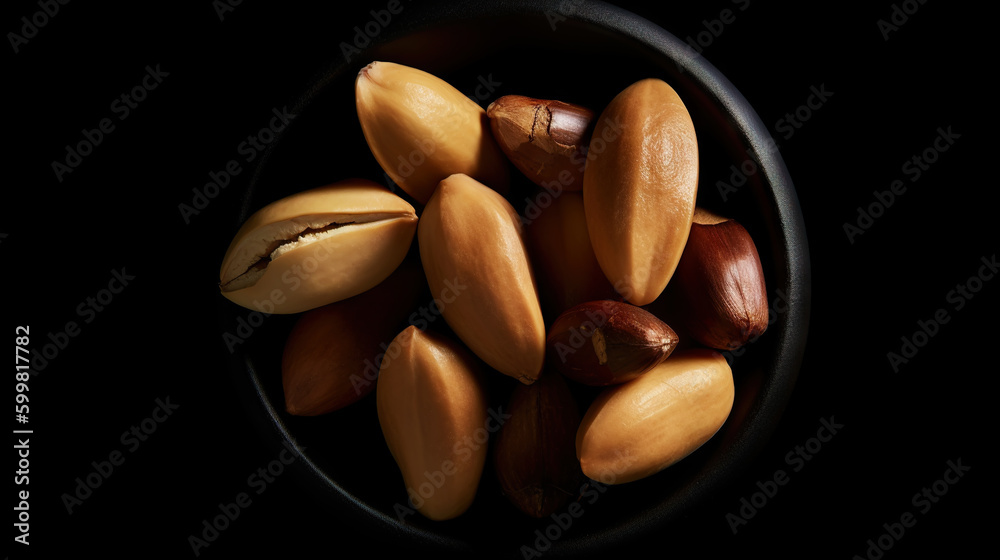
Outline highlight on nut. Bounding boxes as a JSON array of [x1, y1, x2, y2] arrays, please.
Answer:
[[218, 60, 774, 522]]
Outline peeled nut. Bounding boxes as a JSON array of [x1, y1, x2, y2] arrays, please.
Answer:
[[281, 260, 426, 416], [583, 78, 699, 306], [524, 192, 616, 320], [493, 371, 583, 518], [418, 173, 546, 384], [376, 326, 490, 521], [487, 95, 593, 190], [576, 349, 734, 484], [673, 208, 768, 350], [219, 179, 417, 314], [356, 61, 509, 204], [546, 300, 678, 386], [221, 57, 777, 520]]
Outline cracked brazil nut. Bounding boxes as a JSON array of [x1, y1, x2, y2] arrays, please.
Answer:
[[219, 179, 418, 314], [487, 95, 594, 190]]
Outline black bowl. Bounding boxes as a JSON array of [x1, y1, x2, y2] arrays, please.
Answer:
[[223, 1, 810, 557]]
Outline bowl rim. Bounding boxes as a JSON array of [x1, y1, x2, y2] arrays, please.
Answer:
[[225, 0, 811, 555]]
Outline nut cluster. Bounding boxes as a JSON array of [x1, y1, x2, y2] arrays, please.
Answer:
[[218, 61, 771, 521]]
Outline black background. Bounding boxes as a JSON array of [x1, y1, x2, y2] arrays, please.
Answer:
[[7, 0, 991, 558]]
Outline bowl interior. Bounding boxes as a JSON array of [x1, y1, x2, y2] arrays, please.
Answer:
[[225, 1, 809, 556]]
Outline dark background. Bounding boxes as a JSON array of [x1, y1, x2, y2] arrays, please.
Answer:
[[7, 0, 990, 558]]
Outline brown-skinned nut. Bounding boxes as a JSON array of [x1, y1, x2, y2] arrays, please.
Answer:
[[583, 78, 699, 306], [524, 192, 617, 321], [281, 259, 427, 416], [546, 300, 678, 386], [673, 208, 768, 350], [487, 95, 594, 191], [493, 371, 583, 518]]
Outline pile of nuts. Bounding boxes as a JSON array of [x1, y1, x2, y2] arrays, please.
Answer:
[[219, 61, 770, 521]]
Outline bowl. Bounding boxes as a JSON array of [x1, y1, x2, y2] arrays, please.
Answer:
[[222, 0, 810, 556]]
